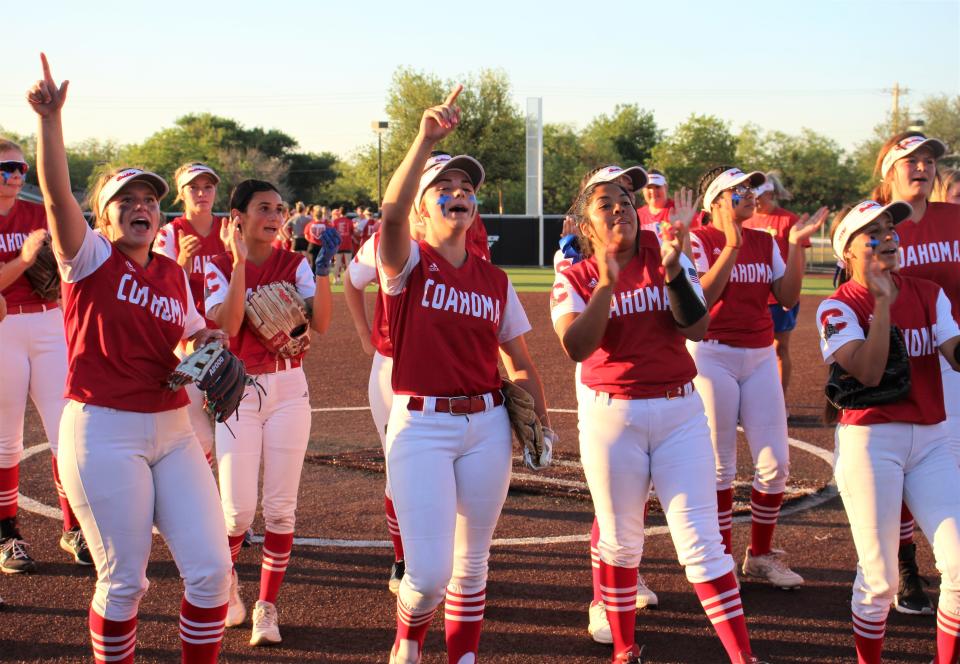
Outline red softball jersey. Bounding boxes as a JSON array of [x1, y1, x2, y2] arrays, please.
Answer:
[[349, 233, 392, 357], [691, 226, 786, 348], [818, 274, 959, 426], [378, 239, 530, 397], [742, 207, 809, 306], [896, 202, 960, 323], [58, 227, 205, 412], [205, 248, 316, 368], [550, 230, 702, 397], [333, 216, 354, 253], [468, 214, 491, 262], [637, 200, 704, 235], [0, 199, 56, 307], [304, 219, 329, 245], [153, 216, 226, 324]]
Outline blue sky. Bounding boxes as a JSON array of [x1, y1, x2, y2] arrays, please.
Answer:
[[3, 1, 958, 158]]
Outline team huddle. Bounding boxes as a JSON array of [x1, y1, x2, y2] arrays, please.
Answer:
[[1, 54, 959, 663]]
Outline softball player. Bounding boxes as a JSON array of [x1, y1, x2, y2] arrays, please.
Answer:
[[742, 172, 809, 409], [153, 162, 227, 468], [932, 168, 960, 205], [0, 137, 88, 571], [870, 133, 960, 616], [28, 54, 232, 664], [689, 165, 826, 588], [377, 86, 551, 664], [205, 179, 332, 647], [552, 172, 767, 664], [818, 200, 960, 664]]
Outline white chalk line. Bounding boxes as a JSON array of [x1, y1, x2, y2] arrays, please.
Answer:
[[20, 416, 837, 548]]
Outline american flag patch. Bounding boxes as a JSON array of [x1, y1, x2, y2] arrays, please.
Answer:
[[688, 267, 700, 284]]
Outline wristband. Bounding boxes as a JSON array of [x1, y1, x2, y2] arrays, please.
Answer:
[[954, 341, 960, 366], [666, 268, 708, 328]]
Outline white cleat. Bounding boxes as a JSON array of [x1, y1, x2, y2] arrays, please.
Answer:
[[390, 638, 422, 663], [742, 547, 804, 590], [636, 575, 659, 609], [250, 600, 281, 646], [226, 568, 246, 627], [588, 601, 613, 645]]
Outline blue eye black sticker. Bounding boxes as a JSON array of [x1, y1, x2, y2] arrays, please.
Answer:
[[436, 194, 452, 216]]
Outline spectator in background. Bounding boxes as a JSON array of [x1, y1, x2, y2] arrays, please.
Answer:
[[304, 204, 328, 268], [932, 168, 960, 205], [330, 206, 353, 284], [742, 172, 809, 414], [289, 202, 311, 256]]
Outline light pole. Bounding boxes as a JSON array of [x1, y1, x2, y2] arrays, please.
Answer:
[[371, 120, 389, 206]]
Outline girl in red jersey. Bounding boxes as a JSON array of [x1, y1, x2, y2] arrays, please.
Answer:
[[931, 168, 960, 205], [28, 54, 232, 664], [870, 132, 960, 616], [551, 172, 767, 664], [689, 165, 826, 589], [0, 137, 90, 571], [742, 172, 810, 410], [377, 86, 552, 664], [153, 162, 228, 467], [817, 200, 960, 664], [204, 179, 333, 647]]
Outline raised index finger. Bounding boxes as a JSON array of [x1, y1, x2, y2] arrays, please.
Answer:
[[40, 52, 55, 84], [443, 84, 463, 107]]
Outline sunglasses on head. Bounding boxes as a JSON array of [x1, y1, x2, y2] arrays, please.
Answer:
[[0, 161, 29, 175]]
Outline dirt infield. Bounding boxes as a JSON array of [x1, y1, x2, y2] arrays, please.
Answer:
[[3, 290, 947, 663]]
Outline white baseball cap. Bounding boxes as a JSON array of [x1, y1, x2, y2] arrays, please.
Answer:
[[645, 173, 667, 188], [415, 154, 485, 209], [880, 134, 948, 178], [702, 168, 766, 211], [585, 165, 648, 192], [176, 163, 221, 190], [97, 168, 169, 217], [832, 199, 912, 259]]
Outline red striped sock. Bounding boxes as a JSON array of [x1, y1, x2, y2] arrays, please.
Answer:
[[228, 534, 245, 564], [598, 560, 638, 655], [385, 496, 404, 562], [590, 518, 602, 604], [937, 606, 960, 664], [717, 489, 733, 555], [204, 451, 215, 471], [50, 456, 80, 531], [394, 596, 436, 661], [179, 597, 226, 664], [259, 530, 294, 604], [444, 585, 485, 663], [749, 489, 783, 557], [0, 465, 19, 521], [852, 611, 885, 664], [693, 572, 751, 662], [89, 606, 136, 664], [900, 503, 915, 545]]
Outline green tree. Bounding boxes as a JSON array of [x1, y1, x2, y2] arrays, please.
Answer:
[[580, 104, 660, 169], [649, 114, 737, 193], [920, 95, 960, 167], [543, 123, 585, 214]]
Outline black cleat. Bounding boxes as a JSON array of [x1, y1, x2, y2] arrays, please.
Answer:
[[894, 542, 934, 615], [60, 527, 94, 566]]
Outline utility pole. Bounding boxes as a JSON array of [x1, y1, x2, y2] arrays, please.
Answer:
[[882, 82, 910, 133]]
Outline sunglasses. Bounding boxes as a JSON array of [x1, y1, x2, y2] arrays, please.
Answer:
[[0, 161, 29, 175], [726, 184, 753, 197]]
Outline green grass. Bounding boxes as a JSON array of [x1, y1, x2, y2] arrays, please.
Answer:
[[332, 267, 838, 295]]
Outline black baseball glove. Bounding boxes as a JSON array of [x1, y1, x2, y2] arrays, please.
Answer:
[[168, 342, 249, 423], [825, 325, 911, 410]]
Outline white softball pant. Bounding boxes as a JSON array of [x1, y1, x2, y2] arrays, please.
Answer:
[[942, 363, 960, 464], [688, 341, 790, 494], [834, 421, 960, 622], [58, 400, 231, 621], [579, 389, 734, 582], [386, 395, 512, 610], [0, 307, 67, 463], [368, 351, 394, 500], [215, 366, 311, 537]]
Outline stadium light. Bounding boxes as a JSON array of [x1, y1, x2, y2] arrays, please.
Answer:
[[371, 121, 390, 206]]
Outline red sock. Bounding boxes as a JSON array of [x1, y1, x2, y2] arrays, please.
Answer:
[[444, 586, 485, 663], [900, 503, 915, 545], [693, 572, 751, 662], [749, 489, 783, 557], [394, 596, 436, 660], [259, 530, 294, 604], [598, 560, 638, 656], [204, 451, 214, 471], [385, 496, 404, 562], [179, 597, 226, 664], [590, 518, 602, 604], [51, 456, 80, 531], [0, 465, 19, 521], [89, 606, 136, 664], [228, 534, 245, 564], [937, 607, 960, 664], [852, 611, 885, 664], [717, 489, 733, 555]]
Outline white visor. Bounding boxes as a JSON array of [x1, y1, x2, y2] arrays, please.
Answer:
[[880, 135, 948, 178], [702, 168, 766, 211], [585, 165, 648, 192], [832, 200, 912, 259], [645, 173, 666, 188], [176, 164, 221, 190]]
